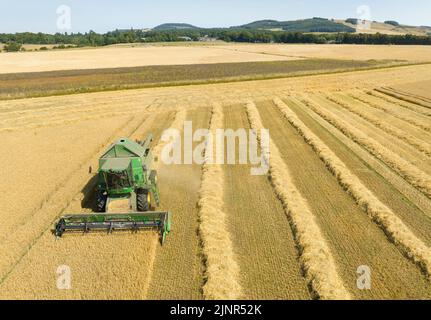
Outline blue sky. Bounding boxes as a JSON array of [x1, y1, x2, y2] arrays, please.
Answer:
[[1, 0, 430, 33]]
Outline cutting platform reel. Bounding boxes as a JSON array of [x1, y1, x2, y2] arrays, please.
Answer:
[[55, 211, 172, 244]]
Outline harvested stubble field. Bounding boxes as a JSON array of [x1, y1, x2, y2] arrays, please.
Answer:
[[217, 43, 431, 63], [1, 50, 431, 299], [0, 45, 299, 74]]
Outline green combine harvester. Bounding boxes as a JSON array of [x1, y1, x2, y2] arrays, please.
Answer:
[[55, 135, 172, 244]]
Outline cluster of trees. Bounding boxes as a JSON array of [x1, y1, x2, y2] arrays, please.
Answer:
[[346, 19, 401, 28], [211, 30, 325, 43], [206, 29, 431, 45], [1, 28, 431, 50], [345, 18, 359, 25], [335, 32, 431, 45], [384, 21, 400, 27], [140, 29, 431, 45], [3, 42, 22, 52], [0, 30, 147, 47]]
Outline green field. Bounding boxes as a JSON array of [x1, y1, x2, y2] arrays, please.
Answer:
[[0, 59, 395, 100]]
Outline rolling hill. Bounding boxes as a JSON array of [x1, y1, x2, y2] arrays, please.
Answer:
[[339, 19, 431, 36], [236, 18, 355, 33], [150, 18, 430, 36], [153, 23, 199, 31]]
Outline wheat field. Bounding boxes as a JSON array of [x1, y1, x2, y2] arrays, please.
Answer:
[[0, 52, 431, 299]]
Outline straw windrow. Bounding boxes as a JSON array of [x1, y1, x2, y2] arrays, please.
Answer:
[[326, 94, 431, 157], [301, 97, 431, 199], [245, 100, 351, 300], [274, 97, 431, 278], [197, 103, 242, 300]]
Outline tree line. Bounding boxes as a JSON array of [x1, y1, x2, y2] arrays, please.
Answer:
[[1, 28, 430, 52]]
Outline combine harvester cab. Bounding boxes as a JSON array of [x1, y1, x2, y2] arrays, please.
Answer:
[[55, 135, 172, 244]]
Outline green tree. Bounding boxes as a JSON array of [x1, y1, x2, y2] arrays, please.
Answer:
[[4, 42, 22, 52]]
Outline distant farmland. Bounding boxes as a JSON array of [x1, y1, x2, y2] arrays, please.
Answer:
[[0, 59, 400, 100]]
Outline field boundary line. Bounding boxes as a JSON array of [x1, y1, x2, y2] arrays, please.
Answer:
[[325, 94, 431, 157], [301, 96, 431, 199], [274, 97, 431, 279], [197, 103, 242, 300], [246, 100, 351, 300]]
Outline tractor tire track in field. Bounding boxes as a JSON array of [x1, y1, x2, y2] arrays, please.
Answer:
[[246, 100, 351, 300], [222, 103, 310, 299], [197, 103, 243, 300], [0, 105, 168, 289], [300, 96, 431, 199], [146, 106, 209, 300], [274, 97, 431, 281], [325, 94, 431, 157]]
